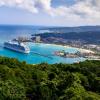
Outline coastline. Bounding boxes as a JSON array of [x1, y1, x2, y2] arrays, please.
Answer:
[[34, 42, 95, 54], [1, 42, 97, 65]]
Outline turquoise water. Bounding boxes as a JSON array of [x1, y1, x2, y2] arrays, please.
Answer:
[[0, 25, 85, 64], [0, 43, 85, 64]]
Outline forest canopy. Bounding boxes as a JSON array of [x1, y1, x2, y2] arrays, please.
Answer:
[[0, 56, 100, 100]]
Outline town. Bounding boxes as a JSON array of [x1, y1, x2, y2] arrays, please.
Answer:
[[13, 34, 100, 61]]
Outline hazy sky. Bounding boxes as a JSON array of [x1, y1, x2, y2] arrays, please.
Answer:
[[0, 0, 100, 26]]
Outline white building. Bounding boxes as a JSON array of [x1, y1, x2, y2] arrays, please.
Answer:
[[36, 36, 41, 43]]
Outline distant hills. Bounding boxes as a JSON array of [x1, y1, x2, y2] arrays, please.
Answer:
[[0, 25, 100, 44], [37, 26, 100, 44], [42, 26, 100, 33], [0, 25, 100, 33]]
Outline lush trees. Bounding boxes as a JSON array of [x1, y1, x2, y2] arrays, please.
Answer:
[[0, 80, 25, 100], [0, 56, 100, 100]]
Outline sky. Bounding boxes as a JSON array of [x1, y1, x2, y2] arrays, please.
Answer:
[[0, 0, 100, 26]]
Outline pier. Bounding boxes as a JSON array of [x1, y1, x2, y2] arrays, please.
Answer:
[[31, 51, 53, 59]]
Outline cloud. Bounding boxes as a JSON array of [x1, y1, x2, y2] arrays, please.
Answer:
[[0, 0, 38, 13], [0, 0, 53, 13], [51, 0, 100, 25], [0, 0, 100, 26]]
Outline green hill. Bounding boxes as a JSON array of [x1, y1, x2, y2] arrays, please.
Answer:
[[0, 56, 100, 100]]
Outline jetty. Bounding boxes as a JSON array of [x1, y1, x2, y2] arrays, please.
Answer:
[[31, 51, 53, 59]]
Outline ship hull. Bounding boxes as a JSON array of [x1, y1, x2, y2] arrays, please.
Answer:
[[4, 43, 30, 54], [4, 46, 30, 54]]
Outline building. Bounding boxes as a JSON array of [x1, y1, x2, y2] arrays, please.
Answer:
[[36, 36, 41, 43]]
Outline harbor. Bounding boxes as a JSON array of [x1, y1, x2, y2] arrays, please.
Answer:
[[0, 28, 99, 64], [0, 35, 99, 64], [30, 51, 53, 59], [0, 41, 85, 64]]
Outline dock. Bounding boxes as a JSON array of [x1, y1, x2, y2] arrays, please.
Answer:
[[31, 51, 53, 59]]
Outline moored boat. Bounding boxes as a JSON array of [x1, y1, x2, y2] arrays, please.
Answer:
[[4, 41, 30, 54]]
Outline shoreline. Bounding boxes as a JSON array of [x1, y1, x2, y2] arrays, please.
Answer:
[[32, 42, 95, 54]]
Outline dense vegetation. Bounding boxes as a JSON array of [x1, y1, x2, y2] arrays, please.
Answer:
[[0, 56, 100, 100], [35, 31, 100, 44], [45, 26, 100, 33]]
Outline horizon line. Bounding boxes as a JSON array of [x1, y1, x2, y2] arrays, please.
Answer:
[[0, 24, 100, 28]]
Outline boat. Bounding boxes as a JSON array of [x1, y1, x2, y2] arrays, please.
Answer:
[[4, 41, 30, 54]]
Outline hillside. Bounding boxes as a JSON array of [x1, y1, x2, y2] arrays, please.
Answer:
[[42, 26, 100, 33], [0, 56, 100, 100], [35, 31, 100, 44]]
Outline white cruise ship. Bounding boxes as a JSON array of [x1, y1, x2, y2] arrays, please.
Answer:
[[4, 41, 30, 54]]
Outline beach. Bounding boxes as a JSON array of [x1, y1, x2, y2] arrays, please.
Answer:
[[38, 43, 95, 54]]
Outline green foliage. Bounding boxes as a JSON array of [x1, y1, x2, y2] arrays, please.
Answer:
[[0, 56, 100, 100], [0, 80, 25, 100]]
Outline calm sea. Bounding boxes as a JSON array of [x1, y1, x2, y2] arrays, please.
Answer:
[[0, 25, 85, 64]]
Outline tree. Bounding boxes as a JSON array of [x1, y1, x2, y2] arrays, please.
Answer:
[[0, 80, 26, 100]]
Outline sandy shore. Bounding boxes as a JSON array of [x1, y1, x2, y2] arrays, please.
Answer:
[[31, 43, 96, 65], [37, 43, 95, 54], [39, 43, 69, 48], [77, 48, 95, 53]]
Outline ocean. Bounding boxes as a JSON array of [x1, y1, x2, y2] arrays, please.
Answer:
[[0, 25, 85, 64]]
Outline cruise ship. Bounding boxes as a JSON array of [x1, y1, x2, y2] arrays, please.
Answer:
[[4, 41, 30, 54]]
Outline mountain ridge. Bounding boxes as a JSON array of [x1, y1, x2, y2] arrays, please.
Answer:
[[41, 25, 100, 33]]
